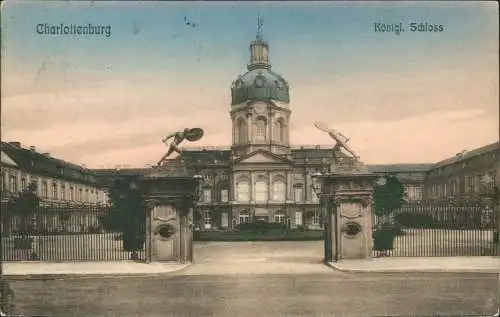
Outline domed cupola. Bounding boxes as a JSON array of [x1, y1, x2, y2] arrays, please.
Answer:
[[231, 22, 290, 106]]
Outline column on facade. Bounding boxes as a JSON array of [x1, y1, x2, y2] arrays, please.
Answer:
[[304, 169, 309, 202], [1, 172, 6, 191], [268, 110, 274, 143], [286, 172, 292, 201], [250, 172, 255, 202], [246, 112, 253, 144], [267, 171, 272, 201], [37, 178, 42, 197]]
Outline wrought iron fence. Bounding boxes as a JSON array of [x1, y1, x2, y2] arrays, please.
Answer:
[[372, 200, 499, 257], [1, 202, 146, 262]]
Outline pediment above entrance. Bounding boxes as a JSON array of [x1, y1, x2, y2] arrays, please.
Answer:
[[234, 149, 291, 165]]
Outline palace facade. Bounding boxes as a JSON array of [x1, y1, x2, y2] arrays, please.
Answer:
[[1, 141, 109, 233], [92, 33, 431, 231], [423, 142, 499, 200]]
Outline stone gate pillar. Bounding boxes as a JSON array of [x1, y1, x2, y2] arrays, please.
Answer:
[[140, 163, 200, 263], [321, 166, 378, 260]]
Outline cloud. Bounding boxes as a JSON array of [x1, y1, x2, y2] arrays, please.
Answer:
[[1, 63, 497, 168], [1, 76, 230, 132], [290, 66, 498, 125], [291, 109, 498, 164]]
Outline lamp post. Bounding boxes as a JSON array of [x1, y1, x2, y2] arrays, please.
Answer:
[[128, 179, 140, 261], [311, 172, 336, 262]]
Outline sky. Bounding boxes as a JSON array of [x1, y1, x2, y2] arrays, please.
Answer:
[[1, 1, 498, 168]]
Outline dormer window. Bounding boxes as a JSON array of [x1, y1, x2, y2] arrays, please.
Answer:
[[254, 75, 266, 88]]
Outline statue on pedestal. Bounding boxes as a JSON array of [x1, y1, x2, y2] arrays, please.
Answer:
[[314, 121, 359, 162], [157, 128, 204, 166]]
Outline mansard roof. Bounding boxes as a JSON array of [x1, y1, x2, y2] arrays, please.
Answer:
[[432, 141, 499, 169], [367, 163, 433, 173], [1, 141, 99, 186]]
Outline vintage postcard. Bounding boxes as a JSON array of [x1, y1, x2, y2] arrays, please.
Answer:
[[1, 1, 499, 316]]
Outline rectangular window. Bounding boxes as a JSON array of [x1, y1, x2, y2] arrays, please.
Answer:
[[69, 186, 75, 201], [274, 212, 285, 224], [79, 188, 83, 201], [238, 212, 250, 224], [203, 189, 212, 203], [475, 175, 482, 193], [21, 177, 27, 190], [85, 189, 89, 201], [9, 175, 17, 192], [204, 211, 212, 229], [465, 176, 474, 194], [255, 120, 266, 141], [42, 181, 48, 197], [1, 173, 6, 191], [221, 189, 229, 202], [30, 178, 38, 194], [52, 182, 58, 199], [312, 210, 320, 226], [450, 181, 457, 196], [295, 211, 303, 226], [221, 212, 229, 228], [294, 187, 303, 202], [415, 186, 423, 200], [61, 185, 66, 200]]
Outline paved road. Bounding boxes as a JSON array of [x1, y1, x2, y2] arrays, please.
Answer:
[[7, 241, 500, 317]]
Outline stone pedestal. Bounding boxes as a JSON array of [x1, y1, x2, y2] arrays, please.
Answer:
[[140, 163, 198, 263], [322, 164, 378, 260]]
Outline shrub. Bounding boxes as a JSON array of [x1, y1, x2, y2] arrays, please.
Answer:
[[296, 225, 307, 232], [194, 230, 323, 242], [236, 221, 287, 234]]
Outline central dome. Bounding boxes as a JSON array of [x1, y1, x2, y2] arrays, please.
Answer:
[[231, 37, 290, 106], [231, 68, 290, 106]]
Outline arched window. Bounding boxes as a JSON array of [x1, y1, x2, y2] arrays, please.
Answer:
[[273, 118, 286, 142], [254, 177, 268, 202], [236, 118, 247, 144], [272, 179, 286, 202], [236, 180, 250, 202], [255, 118, 267, 141]]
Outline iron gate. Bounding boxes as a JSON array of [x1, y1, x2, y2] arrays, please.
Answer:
[[1, 202, 146, 262], [372, 200, 499, 257]]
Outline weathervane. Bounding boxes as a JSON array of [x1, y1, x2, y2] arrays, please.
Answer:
[[256, 15, 263, 39]]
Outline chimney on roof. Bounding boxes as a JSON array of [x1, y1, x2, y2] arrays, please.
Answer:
[[30, 146, 36, 152], [8, 142, 21, 148]]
